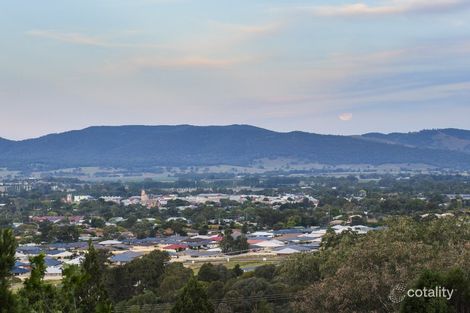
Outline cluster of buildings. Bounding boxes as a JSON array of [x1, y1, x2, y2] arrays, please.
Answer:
[[67, 190, 319, 209], [445, 194, 470, 201], [31, 215, 85, 225], [0, 181, 33, 196], [12, 224, 379, 280]]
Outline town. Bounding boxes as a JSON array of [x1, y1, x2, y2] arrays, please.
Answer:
[[3, 0, 470, 311], [1, 174, 467, 284]]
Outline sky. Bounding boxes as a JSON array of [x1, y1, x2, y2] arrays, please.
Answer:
[[1, 0, 470, 140]]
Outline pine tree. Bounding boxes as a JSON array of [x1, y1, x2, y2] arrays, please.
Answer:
[[62, 242, 112, 313], [79, 242, 112, 312], [18, 253, 60, 313], [0, 229, 17, 313]]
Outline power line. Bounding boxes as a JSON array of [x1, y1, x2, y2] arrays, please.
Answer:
[[114, 291, 300, 313]]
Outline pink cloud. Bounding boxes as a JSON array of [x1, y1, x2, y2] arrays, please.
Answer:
[[308, 0, 470, 17]]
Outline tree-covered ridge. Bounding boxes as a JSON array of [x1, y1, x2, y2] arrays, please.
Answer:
[[361, 128, 470, 154], [1, 216, 469, 312], [2, 125, 470, 170]]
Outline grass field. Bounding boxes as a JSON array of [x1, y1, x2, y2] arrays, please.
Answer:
[[182, 254, 285, 274]]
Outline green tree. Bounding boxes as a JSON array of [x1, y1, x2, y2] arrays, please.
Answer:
[[198, 263, 221, 282], [252, 300, 273, 313], [0, 228, 17, 313], [53, 225, 80, 243], [220, 228, 249, 255], [158, 263, 192, 302], [222, 277, 286, 313], [232, 264, 243, 278], [61, 265, 86, 313], [37, 222, 53, 243], [241, 223, 248, 234], [320, 228, 359, 250], [90, 217, 106, 228], [171, 278, 214, 313], [62, 242, 112, 313], [276, 254, 320, 287], [18, 254, 60, 313], [198, 264, 232, 283], [401, 268, 470, 313], [127, 250, 169, 294], [234, 235, 249, 254], [80, 243, 112, 312], [104, 250, 169, 302], [219, 228, 235, 254], [254, 265, 276, 281]]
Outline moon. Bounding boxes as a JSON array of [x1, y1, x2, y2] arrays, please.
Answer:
[[339, 112, 353, 121]]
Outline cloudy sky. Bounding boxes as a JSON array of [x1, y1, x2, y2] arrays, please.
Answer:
[[1, 0, 470, 140]]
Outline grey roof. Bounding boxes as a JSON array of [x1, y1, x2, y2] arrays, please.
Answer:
[[15, 261, 29, 267], [184, 250, 220, 257], [274, 244, 316, 252], [12, 267, 30, 275], [46, 242, 89, 249], [17, 246, 43, 255], [110, 251, 143, 263], [273, 228, 306, 235], [123, 237, 162, 245], [185, 240, 211, 247], [46, 250, 68, 256], [160, 236, 189, 245], [45, 258, 62, 267]]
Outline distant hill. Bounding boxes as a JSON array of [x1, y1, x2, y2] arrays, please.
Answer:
[[0, 138, 13, 150], [1, 125, 470, 171], [360, 129, 470, 154]]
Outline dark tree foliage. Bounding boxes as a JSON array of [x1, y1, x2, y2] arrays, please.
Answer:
[[18, 254, 60, 313], [90, 217, 106, 228], [0, 229, 17, 313], [158, 263, 192, 302], [254, 265, 276, 281], [252, 300, 274, 313], [220, 228, 249, 255], [104, 250, 169, 302], [198, 263, 233, 283], [320, 228, 360, 250], [221, 277, 288, 313], [401, 269, 470, 313], [62, 243, 112, 313], [171, 278, 214, 313], [37, 222, 80, 243], [293, 217, 470, 313], [232, 264, 244, 278]]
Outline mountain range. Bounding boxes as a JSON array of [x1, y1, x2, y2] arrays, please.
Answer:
[[1, 125, 470, 171]]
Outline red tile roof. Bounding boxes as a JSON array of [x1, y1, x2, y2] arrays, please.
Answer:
[[162, 244, 188, 250]]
